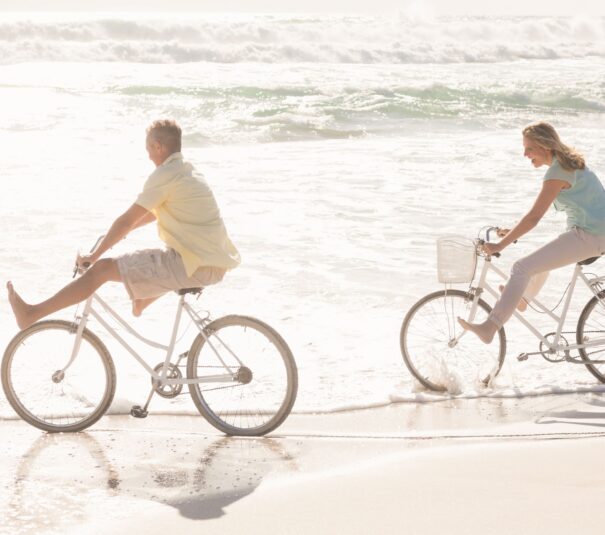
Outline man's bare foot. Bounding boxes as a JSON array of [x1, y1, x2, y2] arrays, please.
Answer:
[[457, 317, 497, 344], [7, 282, 36, 330], [498, 284, 528, 312], [132, 297, 158, 317]]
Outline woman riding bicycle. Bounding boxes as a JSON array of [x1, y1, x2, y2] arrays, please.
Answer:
[[459, 122, 605, 343]]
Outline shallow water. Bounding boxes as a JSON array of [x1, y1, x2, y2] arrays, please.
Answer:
[[1, 13, 605, 419]]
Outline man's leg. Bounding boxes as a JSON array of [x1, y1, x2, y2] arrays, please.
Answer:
[[7, 258, 121, 330], [132, 296, 160, 317]]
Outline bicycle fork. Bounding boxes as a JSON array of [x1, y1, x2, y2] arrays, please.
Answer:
[[51, 297, 94, 385], [448, 258, 492, 348]]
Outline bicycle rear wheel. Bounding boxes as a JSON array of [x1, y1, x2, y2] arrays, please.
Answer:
[[400, 289, 506, 392], [576, 292, 605, 383], [187, 315, 298, 436], [1, 320, 116, 432]]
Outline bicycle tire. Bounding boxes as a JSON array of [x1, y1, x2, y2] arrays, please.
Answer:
[[187, 315, 298, 436], [400, 289, 506, 392], [1, 320, 116, 432], [576, 291, 605, 383]]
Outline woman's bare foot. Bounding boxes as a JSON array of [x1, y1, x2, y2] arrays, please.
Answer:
[[457, 317, 497, 344], [7, 282, 36, 330], [132, 297, 158, 317], [498, 284, 528, 312]]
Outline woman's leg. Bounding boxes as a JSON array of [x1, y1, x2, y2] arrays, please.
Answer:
[[520, 271, 550, 310], [460, 228, 603, 343], [500, 271, 550, 312]]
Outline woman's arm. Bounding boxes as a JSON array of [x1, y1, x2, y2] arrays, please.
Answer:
[[485, 179, 569, 255]]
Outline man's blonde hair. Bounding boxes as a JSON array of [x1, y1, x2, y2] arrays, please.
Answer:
[[146, 119, 182, 153], [522, 122, 585, 171]]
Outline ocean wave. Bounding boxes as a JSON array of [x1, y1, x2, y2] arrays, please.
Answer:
[[3, 79, 603, 143], [111, 83, 605, 113], [110, 83, 605, 143], [1, 14, 605, 64]]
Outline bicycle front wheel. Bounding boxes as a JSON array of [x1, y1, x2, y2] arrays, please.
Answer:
[[1, 320, 116, 432], [576, 291, 605, 383], [400, 289, 506, 392], [187, 315, 298, 436]]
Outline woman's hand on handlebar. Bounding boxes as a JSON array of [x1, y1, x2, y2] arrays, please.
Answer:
[[496, 227, 510, 238], [482, 241, 504, 257]]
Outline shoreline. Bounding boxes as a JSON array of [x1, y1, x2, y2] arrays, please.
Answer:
[[2, 392, 605, 534]]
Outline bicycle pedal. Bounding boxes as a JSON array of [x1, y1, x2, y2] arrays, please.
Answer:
[[517, 353, 529, 362], [130, 405, 149, 418]]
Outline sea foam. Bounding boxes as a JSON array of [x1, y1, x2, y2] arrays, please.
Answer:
[[1, 14, 605, 64]]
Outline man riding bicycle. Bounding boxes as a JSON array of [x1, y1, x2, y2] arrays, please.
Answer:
[[7, 119, 240, 330]]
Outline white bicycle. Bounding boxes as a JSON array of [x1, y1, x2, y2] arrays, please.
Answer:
[[1, 242, 298, 436], [400, 227, 605, 392]]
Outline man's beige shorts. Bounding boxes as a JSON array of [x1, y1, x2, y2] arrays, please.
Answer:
[[116, 248, 226, 300]]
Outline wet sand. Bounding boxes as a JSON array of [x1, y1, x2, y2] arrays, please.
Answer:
[[1, 393, 605, 535]]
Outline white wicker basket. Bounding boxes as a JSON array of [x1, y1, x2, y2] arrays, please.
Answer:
[[436, 236, 477, 283]]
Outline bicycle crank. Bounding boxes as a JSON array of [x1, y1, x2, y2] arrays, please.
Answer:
[[539, 332, 571, 362], [151, 363, 184, 398]]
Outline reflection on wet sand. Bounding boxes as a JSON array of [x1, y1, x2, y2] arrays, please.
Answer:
[[5, 395, 603, 533], [2, 430, 297, 533], [4, 433, 120, 535], [155, 437, 297, 520]]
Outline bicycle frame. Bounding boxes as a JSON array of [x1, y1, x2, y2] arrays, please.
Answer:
[[62, 292, 242, 387], [461, 254, 605, 356]]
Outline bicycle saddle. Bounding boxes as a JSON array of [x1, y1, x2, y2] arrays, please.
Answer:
[[578, 255, 603, 266], [177, 287, 203, 295]]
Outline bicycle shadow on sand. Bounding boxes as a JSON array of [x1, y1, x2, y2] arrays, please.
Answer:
[[2, 429, 298, 534], [535, 395, 605, 430]]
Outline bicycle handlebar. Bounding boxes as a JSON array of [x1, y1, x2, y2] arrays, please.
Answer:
[[478, 226, 517, 259], [72, 234, 106, 278], [485, 226, 500, 243]]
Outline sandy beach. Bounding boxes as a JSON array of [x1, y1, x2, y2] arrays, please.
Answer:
[[2, 393, 605, 535]]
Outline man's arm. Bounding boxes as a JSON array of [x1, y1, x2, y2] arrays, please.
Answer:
[[131, 209, 156, 230], [79, 203, 153, 267]]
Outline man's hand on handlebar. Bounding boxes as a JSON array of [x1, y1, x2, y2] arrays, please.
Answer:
[[72, 235, 106, 278], [73, 253, 96, 277]]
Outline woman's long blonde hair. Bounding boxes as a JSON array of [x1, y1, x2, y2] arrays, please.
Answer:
[[522, 122, 585, 171]]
